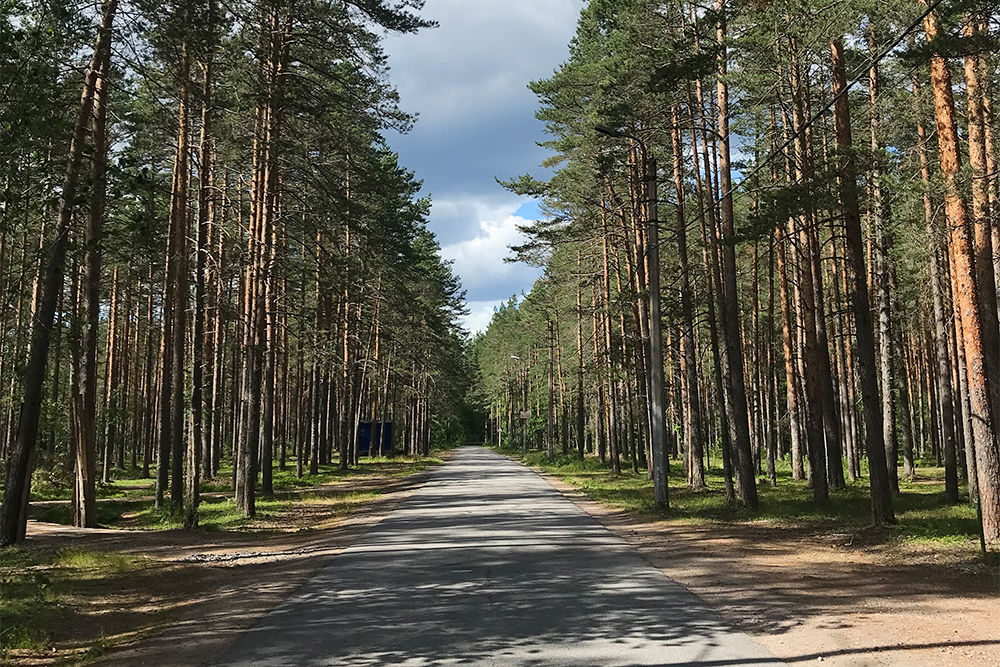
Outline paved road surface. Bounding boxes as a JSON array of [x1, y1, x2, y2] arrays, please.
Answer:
[[214, 447, 783, 666]]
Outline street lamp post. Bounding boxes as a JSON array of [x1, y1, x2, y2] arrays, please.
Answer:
[[595, 124, 669, 509], [511, 355, 529, 458]]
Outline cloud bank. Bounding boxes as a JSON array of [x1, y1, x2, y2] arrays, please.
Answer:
[[381, 0, 580, 334]]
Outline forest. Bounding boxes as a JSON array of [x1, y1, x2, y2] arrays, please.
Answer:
[[0, 0, 471, 546], [2, 0, 1000, 662], [471, 0, 1000, 549]]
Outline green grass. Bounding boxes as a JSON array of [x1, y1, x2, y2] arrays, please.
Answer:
[[27, 452, 442, 503], [133, 495, 294, 530], [0, 547, 150, 659], [5, 452, 446, 664], [28, 454, 443, 531], [265, 456, 443, 490], [505, 448, 982, 547], [32, 501, 129, 527]]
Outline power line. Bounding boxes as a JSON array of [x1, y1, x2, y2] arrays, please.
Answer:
[[709, 0, 950, 214]]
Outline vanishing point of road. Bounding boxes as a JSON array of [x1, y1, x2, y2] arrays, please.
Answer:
[[215, 447, 783, 666]]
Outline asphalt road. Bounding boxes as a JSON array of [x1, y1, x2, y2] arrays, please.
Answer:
[[214, 446, 784, 666]]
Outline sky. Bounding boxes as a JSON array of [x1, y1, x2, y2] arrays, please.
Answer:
[[381, 0, 583, 335]]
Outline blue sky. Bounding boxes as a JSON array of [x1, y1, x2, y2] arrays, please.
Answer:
[[381, 0, 582, 334]]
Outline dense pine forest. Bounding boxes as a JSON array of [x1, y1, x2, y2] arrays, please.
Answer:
[[3, 0, 1000, 553], [0, 0, 472, 545], [471, 0, 1000, 548], [2, 0, 1000, 662]]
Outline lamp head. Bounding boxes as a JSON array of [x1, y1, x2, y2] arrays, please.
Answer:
[[595, 124, 626, 139]]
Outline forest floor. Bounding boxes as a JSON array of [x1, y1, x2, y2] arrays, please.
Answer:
[[0, 453, 449, 666], [5, 449, 997, 666], [519, 451, 1000, 667]]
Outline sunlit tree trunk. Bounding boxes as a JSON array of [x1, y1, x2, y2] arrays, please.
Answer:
[[962, 20, 1000, 444], [924, 9, 999, 541], [912, 63, 958, 500]]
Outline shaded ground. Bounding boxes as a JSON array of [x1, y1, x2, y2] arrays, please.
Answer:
[[6, 449, 997, 666], [532, 465, 1000, 667], [214, 447, 782, 666], [1, 456, 449, 666]]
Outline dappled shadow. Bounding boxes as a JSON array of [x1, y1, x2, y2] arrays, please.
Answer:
[[15, 467, 442, 667], [533, 462, 999, 667], [213, 447, 782, 667], [592, 503, 997, 640]]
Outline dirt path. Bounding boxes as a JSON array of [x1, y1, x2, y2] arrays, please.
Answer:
[[536, 470, 1000, 667], [11, 461, 447, 667]]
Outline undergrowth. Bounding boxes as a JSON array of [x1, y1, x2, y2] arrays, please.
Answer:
[[501, 447, 983, 548]]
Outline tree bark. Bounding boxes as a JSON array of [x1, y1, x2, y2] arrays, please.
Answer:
[[0, 0, 118, 545], [187, 56, 214, 528], [716, 1, 757, 506], [912, 63, 959, 501], [924, 10, 999, 541], [672, 117, 704, 489], [829, 38, 895, 525]]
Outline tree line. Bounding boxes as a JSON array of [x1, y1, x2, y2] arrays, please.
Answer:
[[471, 0, 1000, 546], [0, 0, 470, 545]]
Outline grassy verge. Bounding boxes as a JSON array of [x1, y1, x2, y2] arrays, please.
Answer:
[[28, 454, 444, 503], [505, 448, 985, 549], [5, 453, 448, 664], [0, 547, 153, 664], [28, 454, 443, 531]]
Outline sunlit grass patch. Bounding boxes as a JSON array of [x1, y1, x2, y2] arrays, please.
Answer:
[[214, 455, 442, 491], [28, 452, 441, 535], [505, 447, 983, 548], [29, 453, 442, 509], [54, 548, 151, 575], [0, 547, 151, 658], [98, 480, 156, 499], [117, 495, 292, 531], [296, 490, 383, 505]]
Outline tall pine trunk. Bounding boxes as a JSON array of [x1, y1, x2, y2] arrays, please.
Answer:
[[716, 0, 757, 506], [925, 8, 1000, 544], [829, 38, 894, 526], [0, 0, 118, 545]]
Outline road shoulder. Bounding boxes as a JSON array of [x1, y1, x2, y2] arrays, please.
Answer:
[[527, 462, 1000, 667], [5, 459, 448, 667]]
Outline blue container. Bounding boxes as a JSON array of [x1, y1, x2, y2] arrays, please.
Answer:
[[358, 421, 393, 456]]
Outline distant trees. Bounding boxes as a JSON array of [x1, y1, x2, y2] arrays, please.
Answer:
[[1, 0, 470, 545], [474, 0, 999, 544]]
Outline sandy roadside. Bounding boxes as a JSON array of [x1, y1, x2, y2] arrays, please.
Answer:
[[10, 460, 446, 667], [536, 469, 1000, 667]]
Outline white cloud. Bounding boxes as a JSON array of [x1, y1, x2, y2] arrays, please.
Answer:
[[461, 300, 508, 336], [440, 200, 543, 303], [430, 193, 525, 243], [379, 1, 578, 322]]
